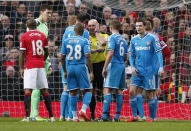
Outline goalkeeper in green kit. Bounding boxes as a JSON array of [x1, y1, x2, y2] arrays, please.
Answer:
[[27, 5, 54, 121]]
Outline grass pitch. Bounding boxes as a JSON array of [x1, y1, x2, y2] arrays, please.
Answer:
[[0, 118, 191, 131]]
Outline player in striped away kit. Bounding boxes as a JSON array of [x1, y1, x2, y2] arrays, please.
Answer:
[[60, 14, 90, 121], [60, 23, 93, 122], [101, 20, 128, 122], [127, 18, 164, 122]]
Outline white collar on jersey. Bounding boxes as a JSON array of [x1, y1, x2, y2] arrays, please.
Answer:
[[27, 30, 36, 31], [138, 32, 148, 39]]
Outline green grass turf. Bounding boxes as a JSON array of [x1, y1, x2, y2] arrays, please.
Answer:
[[0, 118, 191, 131]]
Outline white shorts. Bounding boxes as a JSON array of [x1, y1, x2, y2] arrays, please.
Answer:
[[24, 68, 48, 90]]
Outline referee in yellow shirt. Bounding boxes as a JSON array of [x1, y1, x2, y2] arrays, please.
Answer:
[[88, 19, 109, 120]]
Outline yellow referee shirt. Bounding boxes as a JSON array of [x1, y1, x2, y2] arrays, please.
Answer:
[[90, 33, 109, 63]]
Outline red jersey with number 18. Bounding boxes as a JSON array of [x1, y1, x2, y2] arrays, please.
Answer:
[[20, 30, 48, 69]]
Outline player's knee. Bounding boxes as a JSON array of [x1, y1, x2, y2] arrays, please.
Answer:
[[70, 89, 78, 96], [85, 89, 92, 93], [103, 88, 110, 95], [40, 89, 47, 95], [63, 84, 67, 91], [136, 87, 143, 94], [92, 89, 97, 96], [25, 89, 32, 94], [146, 92, 153, 100], [129, 89, 136, 97], [117, 89, 122, 94]]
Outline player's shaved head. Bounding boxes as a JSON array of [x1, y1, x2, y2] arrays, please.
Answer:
[[74, 23, 84, 36], [26, 18, 36, 30], [88, 19, 98, 25], [88, 19, 98, 35]]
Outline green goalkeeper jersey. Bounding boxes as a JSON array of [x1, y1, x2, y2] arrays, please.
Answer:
[[27, 19, 50, 74], [35, 19, 48, 38]]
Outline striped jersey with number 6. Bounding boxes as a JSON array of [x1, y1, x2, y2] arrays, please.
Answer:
[[107, 33, 128, 64], [20, 30, 48, 69]]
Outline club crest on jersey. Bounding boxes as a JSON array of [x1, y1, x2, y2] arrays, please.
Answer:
[[147, 42, 151, 45]]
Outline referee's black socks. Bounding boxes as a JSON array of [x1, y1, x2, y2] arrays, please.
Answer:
[[90, 95, 96, 119]]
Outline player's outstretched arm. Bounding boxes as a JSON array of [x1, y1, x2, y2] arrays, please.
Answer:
[[19, 50, 25, 78], [86, 53, 94, 82], [102, 50, 114, 78]]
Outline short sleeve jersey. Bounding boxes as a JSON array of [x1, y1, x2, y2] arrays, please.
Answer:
[[20, 30, 48, 69], [61, 35, 91, 65], [129, 32, 162, 75], [107, 33, 128, 64]]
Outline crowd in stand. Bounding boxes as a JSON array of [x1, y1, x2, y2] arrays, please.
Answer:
[[0, 0, 191, 103]]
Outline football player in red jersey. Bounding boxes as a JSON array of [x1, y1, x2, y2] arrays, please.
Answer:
[[19, 18, 55, 122], [145, 18, 171, 64]]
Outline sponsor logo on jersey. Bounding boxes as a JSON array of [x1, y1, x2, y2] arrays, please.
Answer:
[[135, 46, 150, 51]]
